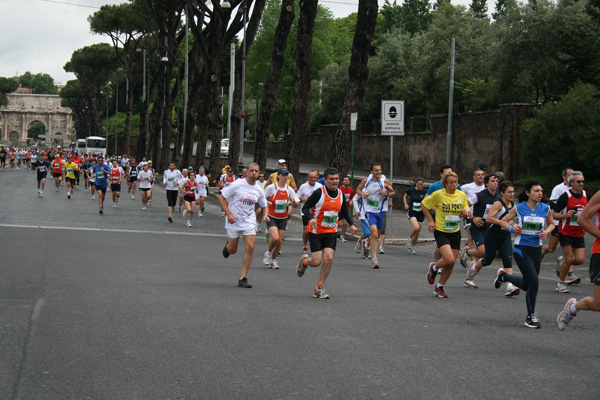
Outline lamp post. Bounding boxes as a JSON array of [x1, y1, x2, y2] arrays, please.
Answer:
[[238, 3, 247, 169], [114, 79, 118, 156]]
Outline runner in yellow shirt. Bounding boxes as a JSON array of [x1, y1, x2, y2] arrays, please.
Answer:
[[421, 171, 470, 298], [63, 154, 79, 199]]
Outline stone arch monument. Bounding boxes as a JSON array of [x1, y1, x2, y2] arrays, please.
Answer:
[[0, 93, 74, 146]]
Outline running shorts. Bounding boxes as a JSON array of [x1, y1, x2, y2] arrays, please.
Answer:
[[166, 189, 178, 207], [139, 188, 151, 192], [226, 228, 256, 238], [366, 211, 386, 230], [37, 173, 47, 182], [469, 226, 486, 248], [408, 210, 424, 223], [184, 195, 196, 203], [308, 232, 337, 252], [267, 217, 288, 231], [559, 234, 585, 249], [111, 183, 121, 192], [589, 253, 600, 285], [551, 226, 560, 238], [66, 177, 76, 185], [434, 230, 461, 250]]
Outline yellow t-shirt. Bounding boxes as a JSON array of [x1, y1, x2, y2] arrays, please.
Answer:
[[422, 188, 469, 233], [64, 162, 78, 179]]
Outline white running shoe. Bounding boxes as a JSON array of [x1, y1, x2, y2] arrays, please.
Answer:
[[467, 261, 477, 280], [379, 246, 384, 254], [557, 297, 577, 330], [458, 246, 470, 268], [463, 279, 478, 288], [91, 195, 95, 200], [556, 281, 569, 293], [355, 239, 362, 253], [198, 211, 203, 217], [339, 236, 346, 243], [142, 206, 146, 210], [113, 203, 116, 208], [186, 220, 192, 227], [131, 194, 135, 200], [270, 259, 280, 269], [263, 251, 272, 265], [182, 210, 187, 218]]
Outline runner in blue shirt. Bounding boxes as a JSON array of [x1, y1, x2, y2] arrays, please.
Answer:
[[92, 156, 112, 214]]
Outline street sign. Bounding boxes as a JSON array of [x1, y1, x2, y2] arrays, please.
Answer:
[[38, 135, 46, 138], [381, 100, 405, 136], [350, 112, 357, 131]]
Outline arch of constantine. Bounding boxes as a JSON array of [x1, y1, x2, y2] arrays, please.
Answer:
[[0, 93, 74, 147]]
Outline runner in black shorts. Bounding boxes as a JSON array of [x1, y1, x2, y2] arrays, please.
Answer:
[[296, 168, 357, 299], [557, 189, 600, 330], [404, 177, 426, 254]]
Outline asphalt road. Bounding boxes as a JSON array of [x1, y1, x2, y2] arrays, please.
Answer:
[[1, 167, 598, 400]]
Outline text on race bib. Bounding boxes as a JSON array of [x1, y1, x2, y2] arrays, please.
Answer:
[[412, 202, 421, 212], [322, 211, 338, 228], [522, 216, 544, 235], [444, 215, 460, 231]]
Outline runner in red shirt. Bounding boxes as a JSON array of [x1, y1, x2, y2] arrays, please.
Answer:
[[339, 176, 355, 243], [51, 154, 64, 191], [180, 171, 198, 227]]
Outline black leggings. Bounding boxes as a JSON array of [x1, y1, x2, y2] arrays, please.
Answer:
[[166, 190, 178, 207], [481, 231, 512, 269], [503, 245, 541, 316]]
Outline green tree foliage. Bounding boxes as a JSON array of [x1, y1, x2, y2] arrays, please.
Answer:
[[380, 0, 432, 36], [470, 0, 488, 18], [18, 72, 58, 94], [521, 82, 600, 177], [0, 77, 19, 106], [493, 0, 600, 103], [246, 0, 342, 135], [28, 121, 45, 140]]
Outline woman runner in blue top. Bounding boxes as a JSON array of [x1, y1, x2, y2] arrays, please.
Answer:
[[496, 179, 555, 328]]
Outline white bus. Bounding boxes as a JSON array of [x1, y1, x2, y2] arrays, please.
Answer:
[[77, 136, 107, 157]]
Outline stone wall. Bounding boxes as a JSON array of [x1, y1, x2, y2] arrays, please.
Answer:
[[244, 103, 538, 182]]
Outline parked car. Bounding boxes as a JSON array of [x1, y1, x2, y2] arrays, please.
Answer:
[[205, 138, 229, 157]]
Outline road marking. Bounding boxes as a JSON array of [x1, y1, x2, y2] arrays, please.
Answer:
[[0, 223, 226, 238]]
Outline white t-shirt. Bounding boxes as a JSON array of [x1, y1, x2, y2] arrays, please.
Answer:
[[195, 175, 209, 196], [163, 169, 183, 191], [297, 182, 322, 216], [461, 182, 485, 200], [221, 178, 267, 231], [138, 170, 153, 189], [551, 182, 570, 202]]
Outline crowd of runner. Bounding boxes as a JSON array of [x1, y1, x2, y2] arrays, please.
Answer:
[[1, 144, 598, 331]]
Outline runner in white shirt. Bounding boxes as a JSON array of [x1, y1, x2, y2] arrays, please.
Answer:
[[543, 167, 573, 268], [296, 169, 322, 254], [458, 168, 486, 267], [163, 162, 183, 223], [195, 167, 210, 217], [219, 162, 268, 289], [137, 164, 153, 210]]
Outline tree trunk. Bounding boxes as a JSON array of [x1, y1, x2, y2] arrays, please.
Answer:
[[254, 0, 295, 173], [228, 0, 266, 169], [329, 0, 378, 177], [287, 0, 318, 178]]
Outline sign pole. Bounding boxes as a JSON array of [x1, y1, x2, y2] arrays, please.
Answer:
[[389, 135, 393, 236]]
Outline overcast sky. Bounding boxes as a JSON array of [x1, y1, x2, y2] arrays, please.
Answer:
[[0, 0, 472, 85]]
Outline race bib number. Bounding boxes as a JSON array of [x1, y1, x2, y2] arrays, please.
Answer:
[[412, 202, 421, 212], [67, 168, 73, 174], [570, 210, 582, 226], [444, 215, 460, 231], [274, 199, 288, 214], [190, 187, 196, 193], [322, 211, 338, 228], [96, 172, 105, 179], [112, 176, 119, 183], [131, 171, 137, 177], [366, 198, 380, 208], [482, 204, 492, 220], [168, 177, 175, 182], [522, 216, 544, 235], [39, 166, 46, 172]]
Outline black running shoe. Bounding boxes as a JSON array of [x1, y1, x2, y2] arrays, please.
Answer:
[[238, 277, 252, 288], [524, 313, 541, 329], [222, 243, 230, 258], [168, 216, 173, 223]]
